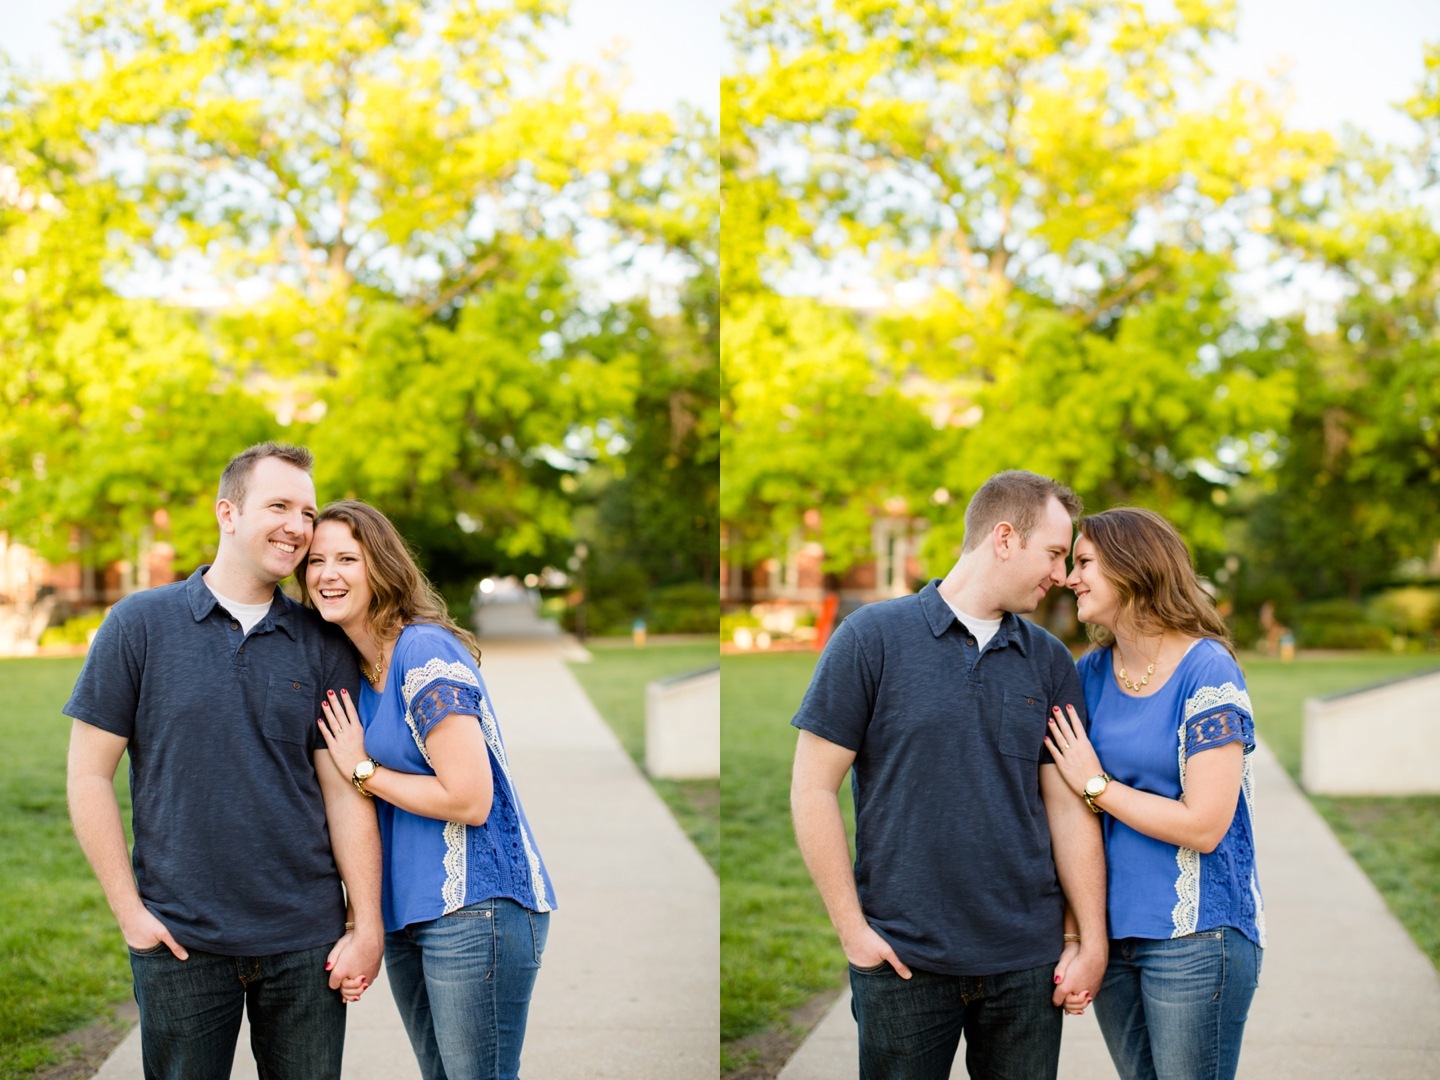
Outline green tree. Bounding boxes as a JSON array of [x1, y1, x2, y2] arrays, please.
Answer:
[[723, 0, 1326, 574]]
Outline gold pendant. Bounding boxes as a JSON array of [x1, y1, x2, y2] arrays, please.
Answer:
[[1119, 661, 1156, 692]]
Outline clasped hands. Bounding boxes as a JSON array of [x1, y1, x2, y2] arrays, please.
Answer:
[[327, 925, 383, 1003]]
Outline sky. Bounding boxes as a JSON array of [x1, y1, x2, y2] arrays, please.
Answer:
[[0, 0, 722, 120]]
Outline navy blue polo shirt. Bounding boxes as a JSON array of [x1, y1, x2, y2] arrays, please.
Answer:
[[64, 567, 363, 955], [792, 580, 1088, 976]]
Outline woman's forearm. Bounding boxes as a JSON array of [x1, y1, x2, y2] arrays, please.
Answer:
[[1093, 741, 1244, 853], [363, 767, 491, 826], [1092, 782, 1224, 851]]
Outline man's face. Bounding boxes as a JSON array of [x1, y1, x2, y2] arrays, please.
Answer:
[[997, 497, 1075, 614], [218, 457, 317, 584]]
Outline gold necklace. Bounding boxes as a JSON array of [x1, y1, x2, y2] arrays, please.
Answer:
[[363, 646, 386, 689], [1117, 646, 1156, 692]]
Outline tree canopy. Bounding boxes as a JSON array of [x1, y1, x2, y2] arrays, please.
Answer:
[[722, 0, 1440, 623], [1, 0, 717, 623]]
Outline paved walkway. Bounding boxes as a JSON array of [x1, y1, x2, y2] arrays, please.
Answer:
[[778, 737, 1440, 1080], [95, 637, 718, 1080]]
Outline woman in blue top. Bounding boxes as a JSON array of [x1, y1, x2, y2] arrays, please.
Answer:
[[302, 500, 556, 1080], [1044, 508, 1262, 1080]]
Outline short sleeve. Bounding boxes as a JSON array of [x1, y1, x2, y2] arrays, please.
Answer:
[[62, 609, 141, 738], [790, 618, 878, 753], [398, 627, 485, 740], [1040, 650, 1089, 765], [1181, 648, 1255, 758]]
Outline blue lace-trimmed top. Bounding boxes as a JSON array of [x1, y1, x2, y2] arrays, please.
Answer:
[[1076, 639, 1264, 947], [358, 623, 556, 932]]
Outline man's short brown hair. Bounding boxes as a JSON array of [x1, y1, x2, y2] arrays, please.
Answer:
[[218, 442, 314, 512], [961, 470, 1082, 553]]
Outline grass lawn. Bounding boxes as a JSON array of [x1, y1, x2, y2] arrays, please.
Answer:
[[718, 648, 1440, 1074], [566, 640, 719, 871], [0, 657, 135, 1080], [720, 651, 845, 1071]]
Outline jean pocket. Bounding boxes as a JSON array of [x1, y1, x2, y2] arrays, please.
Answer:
[[128, 942, 169, 957], [448, 901, 495, 918], [528, 910, 550, 966], [849, 961, 890, 974]]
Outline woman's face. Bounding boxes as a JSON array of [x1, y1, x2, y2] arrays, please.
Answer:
[[1066, 534, 1121, 629], [306, 520, 374, 630]]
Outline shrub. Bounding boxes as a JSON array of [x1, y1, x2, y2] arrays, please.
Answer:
[[647, 583, 720, 634], [38, 611, 107, 647], [1293, 599, 1393, 650]]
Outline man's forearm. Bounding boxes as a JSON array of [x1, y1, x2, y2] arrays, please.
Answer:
[[792, 788, 866, 940], [326, 790, 383, 931], [68, 774, 144, 922], [1050, 802, 1107, 943]]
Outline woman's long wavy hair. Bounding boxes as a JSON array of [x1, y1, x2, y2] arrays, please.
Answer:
[[299, 500, 482, 664], [1079, 507, 1235, 659]]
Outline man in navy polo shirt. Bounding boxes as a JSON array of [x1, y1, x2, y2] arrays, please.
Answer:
[[792, 470, 1107, 1080], [65, 442, 381, 1080]]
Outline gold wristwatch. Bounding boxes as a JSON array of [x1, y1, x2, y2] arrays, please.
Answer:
[[351, 757, 379, 797], [1082, 772, 1112, 814]]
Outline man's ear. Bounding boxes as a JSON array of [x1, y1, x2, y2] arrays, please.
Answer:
[[215, 498, 240, 535], [993, 521, 1016, 560]]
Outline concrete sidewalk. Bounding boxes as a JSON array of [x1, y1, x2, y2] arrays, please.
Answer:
[[95, 637, 718, 1080], [778, 738, 1440, 1080]]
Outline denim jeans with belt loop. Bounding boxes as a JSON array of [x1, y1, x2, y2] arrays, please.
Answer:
[[385, 896, 549, 1080], [128, 941, 346, 1080], [1093, 927, 1262, 1080]]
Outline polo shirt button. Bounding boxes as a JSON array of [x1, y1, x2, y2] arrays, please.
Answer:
[[968, 637, 975, 646], [237, 646, 244, 653], [230, 621, 239, 630], [294, 681, 301, 690], [1027, 697, 1034, 705]]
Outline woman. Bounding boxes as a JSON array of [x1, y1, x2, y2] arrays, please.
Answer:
[[1044, 507, 1262, 1080], [302, 500, 556, 1080]]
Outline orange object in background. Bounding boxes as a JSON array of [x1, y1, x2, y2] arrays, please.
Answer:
[[814, 593, 840, 651]]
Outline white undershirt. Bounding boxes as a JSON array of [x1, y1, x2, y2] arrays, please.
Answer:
[[945, 600, 1004, 653], [204, 577, 274, 636]]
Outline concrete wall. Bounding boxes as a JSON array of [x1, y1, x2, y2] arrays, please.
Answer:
[[1303, 668, 1440, 794], [646, 667, 720, 779]]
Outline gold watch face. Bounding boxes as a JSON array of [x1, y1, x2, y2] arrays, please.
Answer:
[[354, 759, 376, 781], [1084, 775, 1107, 797]]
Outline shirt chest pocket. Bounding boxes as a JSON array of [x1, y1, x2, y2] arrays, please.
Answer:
[[998, 688, 1047, 760], [262, 674, 316, 745]]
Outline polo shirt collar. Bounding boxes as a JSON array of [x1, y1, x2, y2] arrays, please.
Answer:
[[918, 578, 1030, 655], [186, 565, 299, 639]]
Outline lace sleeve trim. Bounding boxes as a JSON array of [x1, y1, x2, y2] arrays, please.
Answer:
[[1185, 707, 1254, 757], [413, 683, 484, 734]]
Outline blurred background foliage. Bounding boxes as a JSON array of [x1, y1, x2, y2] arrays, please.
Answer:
[[721, 0, 1440, 648], [0, 0, 717, 635]]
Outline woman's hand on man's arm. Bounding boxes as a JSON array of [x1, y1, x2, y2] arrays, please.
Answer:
[[1047, 705, 1245, 853]]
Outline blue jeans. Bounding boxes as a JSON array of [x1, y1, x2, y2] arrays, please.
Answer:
[[848, 960, 1063, 1080], [385, 897, 550, 1080], [128, 941, 345, 1080], [1093, 928, 1262, 1080]]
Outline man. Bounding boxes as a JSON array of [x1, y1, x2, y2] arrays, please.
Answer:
[[791, 470, 1107, 1080], [65, 442, 382, 1080]]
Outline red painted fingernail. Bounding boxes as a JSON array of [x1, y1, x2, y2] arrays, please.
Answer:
[[1055, 975, 1061, 983], [326, 962, 333, 970]]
